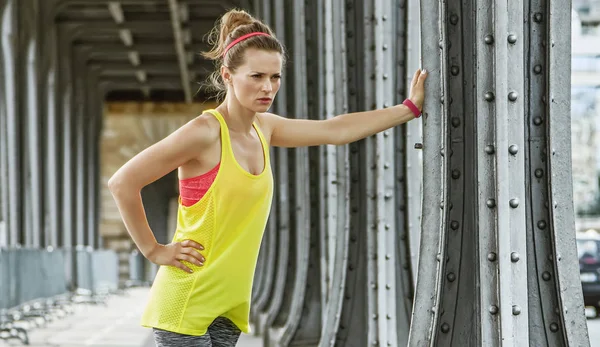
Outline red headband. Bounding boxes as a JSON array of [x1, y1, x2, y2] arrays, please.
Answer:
[[222, 32, 271, 58]]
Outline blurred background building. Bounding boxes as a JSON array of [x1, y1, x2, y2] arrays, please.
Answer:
[[572, 2, 600, 219]]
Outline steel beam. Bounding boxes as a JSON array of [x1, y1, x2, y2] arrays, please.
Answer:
[[2, 0, 23, 246], [408, 0, 590, 346], [167, 0, 192, 103], [318, 0, 351, 345]]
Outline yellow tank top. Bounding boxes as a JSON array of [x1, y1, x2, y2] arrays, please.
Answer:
[[140, 109, 273, 336]]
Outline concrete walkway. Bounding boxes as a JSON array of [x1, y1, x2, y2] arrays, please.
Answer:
[[0, 287, 262, 347]]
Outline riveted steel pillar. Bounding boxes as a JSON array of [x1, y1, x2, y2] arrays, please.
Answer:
[[2, 0, 23, 246], [408, 0, 590, 345], [42, 15, 61, 248], [318, 0, 351, 345], [0, 0, 8, 247], [392, 0, 419, 342], [85, 69, 100, 249], [24, 1, 45, 248], [273, 0, 322, 344], [57, 23, 76, 288], [404, 0, 423, 285], [73, 46, 89, 248], [540, 0, 589, 344]]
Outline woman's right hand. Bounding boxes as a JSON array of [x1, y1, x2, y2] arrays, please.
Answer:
[[146, 239, 205, 273]]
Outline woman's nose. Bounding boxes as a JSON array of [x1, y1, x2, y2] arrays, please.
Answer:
[[262, 81, 272, 92]]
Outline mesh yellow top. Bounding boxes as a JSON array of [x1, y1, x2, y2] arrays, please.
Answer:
[[140, 109, 274, 336]]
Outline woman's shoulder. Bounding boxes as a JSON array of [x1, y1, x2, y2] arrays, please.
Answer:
[[173, 112, 221, 148]]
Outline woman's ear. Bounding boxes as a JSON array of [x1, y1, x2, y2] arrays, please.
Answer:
[[221, 66, 232, 85]]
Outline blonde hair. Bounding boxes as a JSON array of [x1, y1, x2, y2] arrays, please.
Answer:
[[200, 9, 286, 100]]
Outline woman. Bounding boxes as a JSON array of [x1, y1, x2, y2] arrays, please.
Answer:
[[108, 8, 427, 347]]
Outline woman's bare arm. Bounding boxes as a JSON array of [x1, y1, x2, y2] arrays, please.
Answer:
[[108, 115, 218, 272]]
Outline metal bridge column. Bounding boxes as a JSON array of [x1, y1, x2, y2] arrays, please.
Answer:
[[409, 0, 590, 345], [2, 0, 22, 246]]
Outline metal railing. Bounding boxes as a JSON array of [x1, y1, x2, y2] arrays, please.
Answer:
[[0, 247, 121, 345]]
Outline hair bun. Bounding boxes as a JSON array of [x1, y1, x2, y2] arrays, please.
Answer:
[[202, 9, 256, 61], [221, 9, 255, 38]]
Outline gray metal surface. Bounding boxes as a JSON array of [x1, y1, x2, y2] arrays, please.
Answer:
[[408, 0, 591, 346]]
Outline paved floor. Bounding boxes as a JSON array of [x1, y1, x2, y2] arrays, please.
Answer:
[[0, 287, 262, 347], [1, 287, 596, 347]]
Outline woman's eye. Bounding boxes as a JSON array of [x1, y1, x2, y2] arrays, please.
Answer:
[[252, 75, 261, 78]]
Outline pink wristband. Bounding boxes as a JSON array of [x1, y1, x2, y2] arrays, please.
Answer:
[[403, 99, 421, 118]]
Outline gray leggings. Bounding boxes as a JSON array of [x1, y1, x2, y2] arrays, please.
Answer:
[[153, 317, 241, 346]]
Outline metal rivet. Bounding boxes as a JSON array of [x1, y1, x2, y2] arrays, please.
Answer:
[[534, 12, 543, 23], [382, 15, 388, 21], [484, 91, 495, 101], [537, 220, 547, 229], [447, 273, 456, 282], [489, 305, 499, 314], [441, 323, 450, 333], [382, 44, 388, 51], [488, 252, 497, 262], [451, 66, 460, 76], [534, 116, 543, 125], [550, 323, 559, 332], [485, 35, 494, 44], [508, 34, 517, 44], [485, 145, 495, 154], [535, 169, 543, 178], [509, 145, 519, 155], [437, 254, 442, 261], [452, 170, 461, 179], [534, 65, 542, 74], [508, 91, 518, 101], [414, 143, 423, 149], [512, 305, 521, 315], [510, 198, 519, 208], [542, 271, 551, 281], [373, 314, 378, 320], [450, 14, 459, 25], [383, 74, 389, 80], [451, 221, 460, 230], [487, 199, 496, 208], [511, 252, 520, 262], [452, 117, 461, 127]]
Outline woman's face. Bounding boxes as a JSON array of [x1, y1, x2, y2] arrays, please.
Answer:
[[225, 48, 282, 113]]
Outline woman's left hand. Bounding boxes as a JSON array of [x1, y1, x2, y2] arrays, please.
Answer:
[[408, 68, 428, 111]]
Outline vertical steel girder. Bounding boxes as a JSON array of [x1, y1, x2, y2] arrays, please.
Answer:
[[409, 0, 590, 346]]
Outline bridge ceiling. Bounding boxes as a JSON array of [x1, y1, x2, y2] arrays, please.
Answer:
[[50, 0, 250, 102]]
